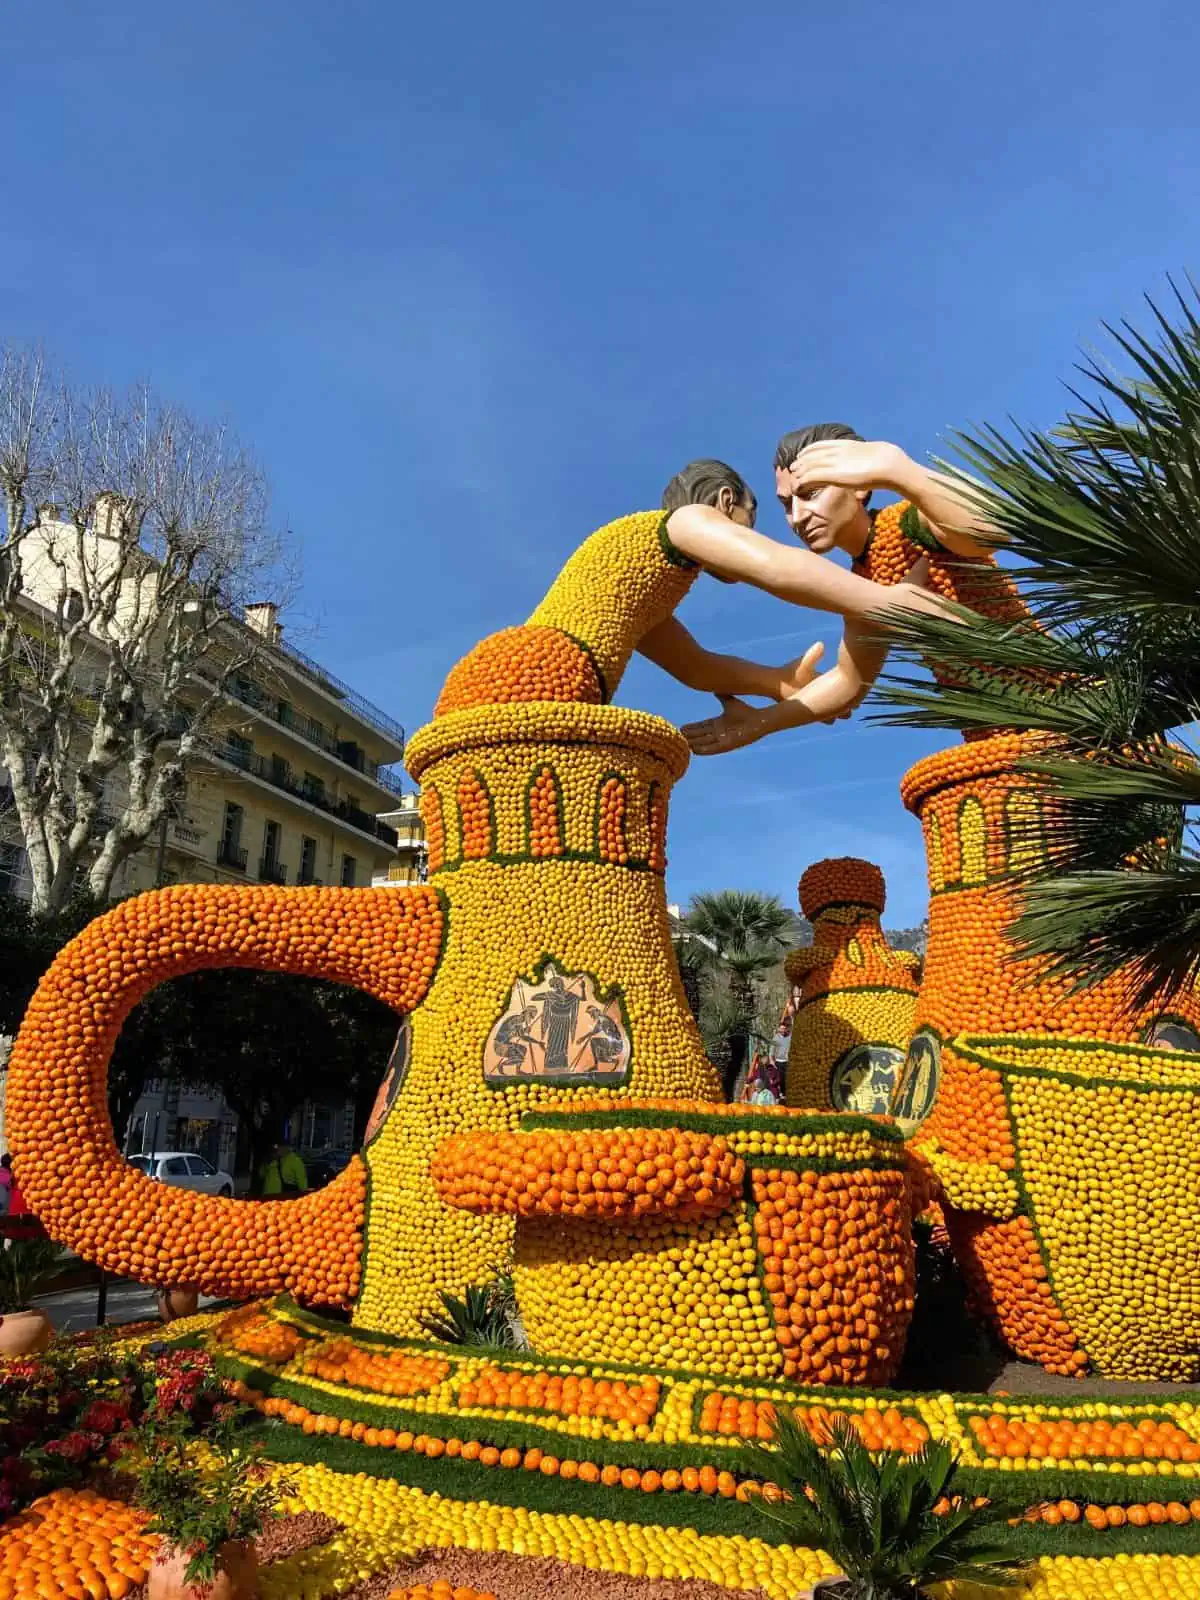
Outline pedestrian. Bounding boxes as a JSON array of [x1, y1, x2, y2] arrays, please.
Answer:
[[259, 1142, 308, 1198], [0, 1154, 11, 1218], [2, 1153, 28, 1217]]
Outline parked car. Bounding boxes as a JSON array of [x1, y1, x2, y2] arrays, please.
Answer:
[[127, 1151, 235, 1197], [304, 1148, 354, 1188]]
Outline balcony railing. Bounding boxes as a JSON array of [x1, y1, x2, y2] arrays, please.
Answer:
[[213, 742, 398, 849], [217, 841, 248, 872], [259, 857, 288, 885], [269, 636, 406, 746], [200, 668, 408, 794]]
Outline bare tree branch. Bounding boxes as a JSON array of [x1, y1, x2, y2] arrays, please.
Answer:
[[0, 345, 295, 914]]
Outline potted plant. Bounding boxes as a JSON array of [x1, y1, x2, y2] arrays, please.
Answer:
[[0, 1238, 63, 1356], [133, 1418, 288, 1600], [742, 1411, 1026, 1600], [155, 1286, 200, 1323]]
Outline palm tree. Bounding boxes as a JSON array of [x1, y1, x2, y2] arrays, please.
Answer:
[[686, 891, 793, 1091], [874, 283, 1200, 1005], [742, 1412, 1024, 1600]]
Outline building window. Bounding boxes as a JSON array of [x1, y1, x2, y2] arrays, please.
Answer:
[[299, 835, 317, 885], [260, 819, 284, 883], [219, 803, 246, 871], [340, 854, 357, 887], [225, 732, 253, 771], [302, 772, 326, 804]]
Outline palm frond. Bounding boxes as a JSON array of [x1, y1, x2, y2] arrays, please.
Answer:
[[870, 283, 1200, 997]]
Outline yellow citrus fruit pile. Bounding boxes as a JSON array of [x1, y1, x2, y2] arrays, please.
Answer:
[[458, 1100, 917, 1382], [784, 856, 919, 1114], [0, 1488, 154, 1600], [433, 1126, 742, 1220], [357, 699, 719, 1336], [6, 883, 444, 1306]]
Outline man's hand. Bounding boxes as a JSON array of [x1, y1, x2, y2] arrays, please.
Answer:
[[786, 439, 913, 495], [770, 640, 825, 700], [683, 696, 770, 757]]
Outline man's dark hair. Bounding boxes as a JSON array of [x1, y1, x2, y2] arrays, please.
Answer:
[[773, 423, 863, 472], [774, 424, 869, 507], [661, 458, 752, 513]]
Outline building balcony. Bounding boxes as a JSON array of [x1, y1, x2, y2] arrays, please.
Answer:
[[269, 635, 406, 747], [259, 857, 288, 885], [196, 668, 407, 798], [217, 842, 248, 872], [212, 742, 398, 850]]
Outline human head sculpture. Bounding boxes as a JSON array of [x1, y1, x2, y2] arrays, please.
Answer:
[[774, 423, 871, 556], [662, 458, 757, 527]]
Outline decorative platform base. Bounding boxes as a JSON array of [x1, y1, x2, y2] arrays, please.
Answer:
[[149, 1295, 1200, 1600]]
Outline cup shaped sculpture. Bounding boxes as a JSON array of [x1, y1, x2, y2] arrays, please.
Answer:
[[899, 731, 1200, 1379], [4, 700, 720, 1337], [784, 858, 920, 1115], [434, 1098, 920, 1385]]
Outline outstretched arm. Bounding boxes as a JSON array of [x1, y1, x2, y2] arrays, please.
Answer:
[[637, 615, 826, 701], [666, 505, 956, 625], [784, 439, 1000, 559], [682, 621, 884, 757]]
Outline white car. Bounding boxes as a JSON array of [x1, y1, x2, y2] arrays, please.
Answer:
[[128, 1151, 235, 1197]]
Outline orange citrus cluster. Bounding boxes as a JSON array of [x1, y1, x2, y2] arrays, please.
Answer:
[[216, 1304, 309, 1365], [388, 1586, 496, 1600], [6, 884, 445, 1304], [969, 1411, 1200, 1463], [699, 1394, 929, 1453], [857, 502, 1025, 623], [752, 1165, 914, 1385], [456, 770, 494, 859], [951, 1213, 1086, 1377], [435, 625, 602, 716], [231, 1382, 748, 1496], [457, 1366, 659, 1426], [1078, 1501, 1200, 1530], [597, 776, 629, 864], [800, 856, 886, 916], [433, 1127, 742, 1220], [526, 765, 565, 857], [647, 785, 667, 872], [299, 1339, 450, 1397], [0, 1489, 154, 1600], [420, 787, 447, 872]]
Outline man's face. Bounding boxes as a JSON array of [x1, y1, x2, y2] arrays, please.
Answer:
[[775, 464, 863, 554]]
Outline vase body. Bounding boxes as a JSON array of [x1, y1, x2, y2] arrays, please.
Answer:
[[0, 1307, 52, 1356], [355, 702, 721, 1335], [148, 1539, 257, 1600], [785, 858, 920, 1114], [900, 733, 1200, 1379]]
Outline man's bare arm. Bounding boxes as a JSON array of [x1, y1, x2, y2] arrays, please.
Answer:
[[637, 615, 825, 700], [666, 505, 955, 624]]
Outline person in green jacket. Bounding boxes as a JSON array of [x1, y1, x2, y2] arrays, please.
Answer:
[[259, 1142, 308, 1198]]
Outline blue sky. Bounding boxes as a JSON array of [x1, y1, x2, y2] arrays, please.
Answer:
[[3, 0, 1197, 925]]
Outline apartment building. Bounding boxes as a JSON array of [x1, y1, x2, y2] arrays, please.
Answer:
[[0, 504, 410, 1173], [144, 604, 406, 897], [373, 791, 427, 887]]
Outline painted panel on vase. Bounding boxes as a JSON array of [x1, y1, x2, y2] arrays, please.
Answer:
[[483, 959, 631, 1087]]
